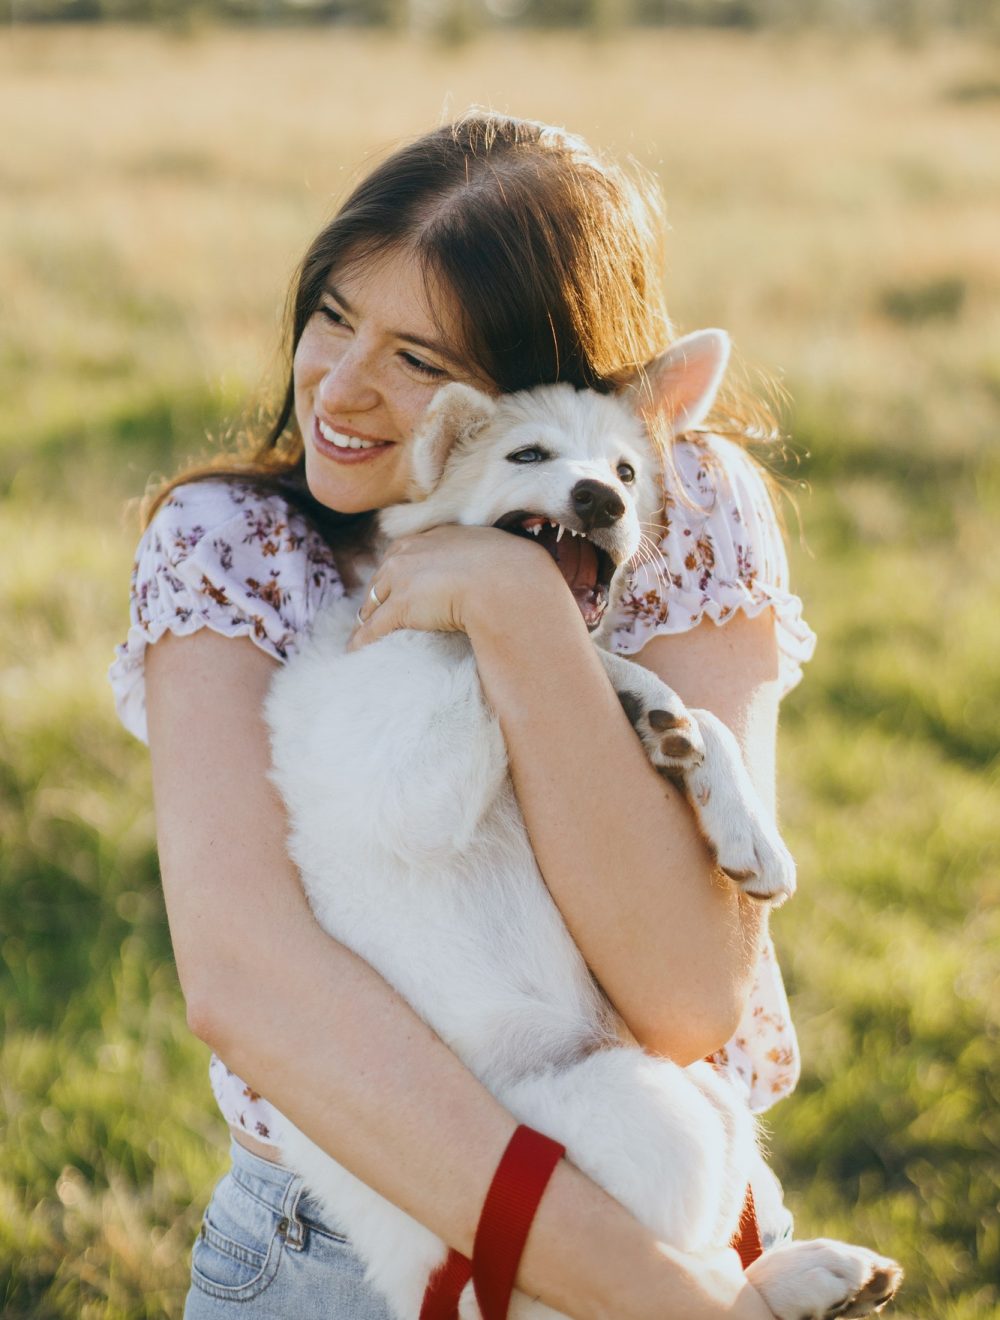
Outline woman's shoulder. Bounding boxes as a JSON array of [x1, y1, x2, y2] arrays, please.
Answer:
[[655, 430, 783, 533], [109, 478, 345, 743], [142, 476, 344, 603], [608, 433, 817, 696], [147, 478, 336, 568]]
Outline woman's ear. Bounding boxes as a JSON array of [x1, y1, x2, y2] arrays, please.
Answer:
[[409, 383, 497, 497], [622, 329, 731, 436]]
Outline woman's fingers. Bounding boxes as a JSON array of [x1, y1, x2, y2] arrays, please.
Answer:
[[349, 596, 395, 649], [356, 577, 391, 627], [349, 524, 548, 650]]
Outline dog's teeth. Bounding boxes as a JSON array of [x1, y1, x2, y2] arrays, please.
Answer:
[[530, 525, 541, 536], [556, 524, 565, 542]]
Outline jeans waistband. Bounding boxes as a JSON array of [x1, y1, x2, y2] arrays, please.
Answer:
[[228, 1138, 297, 1197], [226, 1138, 348, 1245]]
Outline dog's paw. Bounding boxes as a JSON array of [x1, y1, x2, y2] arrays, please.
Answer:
[[713, 809, 797, 905], [639, 703, 706, 773], [680, 711, 797, 905], [746, 1239, 902, 1320]]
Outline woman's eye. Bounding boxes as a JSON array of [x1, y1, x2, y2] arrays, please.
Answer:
[[617, 462, 636, 484], [401, 352, 447, 380], [319, 304, 348, 328], [507, 447, 547, 464]]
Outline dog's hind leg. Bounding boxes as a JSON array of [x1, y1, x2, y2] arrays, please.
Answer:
[[501, 1050, 755, 1266]]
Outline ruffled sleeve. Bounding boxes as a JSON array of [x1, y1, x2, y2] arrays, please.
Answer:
[[108, 480, 343, 744], [608, 434, 816, 696]]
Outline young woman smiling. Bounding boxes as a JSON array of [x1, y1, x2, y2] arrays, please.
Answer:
[[110, 112, 814, 1320]]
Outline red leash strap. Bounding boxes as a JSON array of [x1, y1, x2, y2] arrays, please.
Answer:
[[472, 1125, 566, 1320], [420, 1247, 472, 1320], [419, 1132, 759, 1319], [731, 1183, 763, 1269]]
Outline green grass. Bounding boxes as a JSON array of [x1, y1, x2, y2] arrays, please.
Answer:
[[2, 25, 998, 1319]]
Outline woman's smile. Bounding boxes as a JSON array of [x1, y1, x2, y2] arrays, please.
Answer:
[[312, 417, 395, 463], [294, 251, 483, 513]]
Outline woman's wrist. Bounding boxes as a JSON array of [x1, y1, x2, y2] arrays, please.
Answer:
[[609, 1243, 776, 1320], [461, 551, 587, 656]]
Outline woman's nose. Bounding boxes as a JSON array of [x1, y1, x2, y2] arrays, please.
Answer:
[[317, 344, 380, 415]]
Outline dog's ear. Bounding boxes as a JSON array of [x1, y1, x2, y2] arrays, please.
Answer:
[[620, 329, 730, 436], [409, 383, 497, 497]]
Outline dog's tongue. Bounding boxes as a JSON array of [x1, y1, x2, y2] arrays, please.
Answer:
[[542, 527, 605, 627]]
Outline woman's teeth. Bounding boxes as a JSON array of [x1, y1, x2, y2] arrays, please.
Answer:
[[318, 420, 383, 450]]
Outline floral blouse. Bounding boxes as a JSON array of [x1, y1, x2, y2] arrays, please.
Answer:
[[109, 435, 816, 1145]]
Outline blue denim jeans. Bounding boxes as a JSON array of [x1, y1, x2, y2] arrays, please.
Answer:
[[183, 1139, 393, 1319], [184, 1138, 794, 1318]]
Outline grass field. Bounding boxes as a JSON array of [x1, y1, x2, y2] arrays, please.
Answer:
[[1, 24, 998, 1320]]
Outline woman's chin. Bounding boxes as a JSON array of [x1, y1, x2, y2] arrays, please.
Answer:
[[304, 449, 400, 516]]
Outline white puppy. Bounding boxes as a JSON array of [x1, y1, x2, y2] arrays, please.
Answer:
[[265, 330, 901, 1320]]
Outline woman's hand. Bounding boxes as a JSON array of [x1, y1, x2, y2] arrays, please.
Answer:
[[348, 523, 563, 650]]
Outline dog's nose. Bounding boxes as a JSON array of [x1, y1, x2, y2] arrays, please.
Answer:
[[572, 480, 626, 531]]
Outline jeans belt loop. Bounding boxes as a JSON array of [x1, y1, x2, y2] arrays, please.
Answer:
[[278, 1177, 307, 1251]]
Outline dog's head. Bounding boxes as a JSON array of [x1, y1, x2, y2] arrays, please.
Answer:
[[378, 329, 730, 633]]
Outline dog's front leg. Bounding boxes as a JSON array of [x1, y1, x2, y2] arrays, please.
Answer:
[[597, 650, 796, 904]]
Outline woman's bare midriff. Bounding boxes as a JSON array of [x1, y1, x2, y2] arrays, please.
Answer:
[[231, 1124, 284, 1163]]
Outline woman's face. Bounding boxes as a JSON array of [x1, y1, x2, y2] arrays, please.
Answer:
[[294, 249, 489, 514]]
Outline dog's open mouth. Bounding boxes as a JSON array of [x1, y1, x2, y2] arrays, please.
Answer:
[[493, 512, 616, 630]]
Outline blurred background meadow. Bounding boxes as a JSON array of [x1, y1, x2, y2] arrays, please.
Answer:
[[1, 9, 999, 1319]]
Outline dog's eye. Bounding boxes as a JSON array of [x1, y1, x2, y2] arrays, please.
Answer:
[[507, 447, 549, 464], [617, 462, 636, 484]]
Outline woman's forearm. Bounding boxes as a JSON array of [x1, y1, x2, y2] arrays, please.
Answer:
[[197, 914, 772, 1320], [464, 580, 769, 1062]]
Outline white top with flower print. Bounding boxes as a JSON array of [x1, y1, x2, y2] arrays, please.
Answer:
[[109, 436, 815, 1144]]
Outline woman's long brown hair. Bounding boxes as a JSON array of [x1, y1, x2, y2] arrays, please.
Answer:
[[144, 111, 780, 553]]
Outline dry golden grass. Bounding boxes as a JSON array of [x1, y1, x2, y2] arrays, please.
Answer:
[[2, 25, 998, 442]]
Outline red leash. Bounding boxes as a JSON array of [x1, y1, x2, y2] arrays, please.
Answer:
[[420, 1248, 473, 1320], [420, 1126, 564, 1320], [472, 1126, 566, 1320], [732, 1183, 763, 1269], [420, 1125, 762, 1320]]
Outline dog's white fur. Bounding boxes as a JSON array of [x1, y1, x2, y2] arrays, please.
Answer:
[[265, 331, 901, 1319]]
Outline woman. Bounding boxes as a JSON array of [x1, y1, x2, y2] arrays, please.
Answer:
[[110, 112, 815, 1319]]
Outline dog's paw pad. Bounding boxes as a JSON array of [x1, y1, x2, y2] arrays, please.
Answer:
[[750, 1241, 902, 1320], [824, 1261, 903, 1318], [645, 710, 705, 768], [647, 708, 682, 731], [717, 828, 796, 905], [721, 863, 762, 885]]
